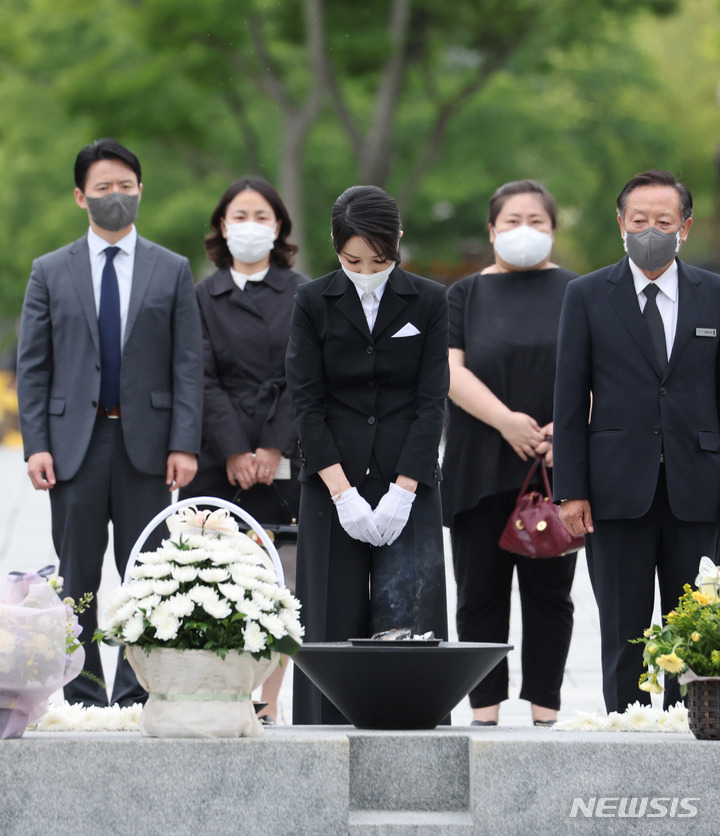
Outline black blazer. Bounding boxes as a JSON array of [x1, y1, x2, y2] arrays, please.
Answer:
[[553, 257, 720, 522], [285, 266, 449, 488], [196, 264, 307, 464]]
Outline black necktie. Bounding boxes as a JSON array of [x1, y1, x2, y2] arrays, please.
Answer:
[[643, 283, 667, 372], [98, 246, 121, 410]]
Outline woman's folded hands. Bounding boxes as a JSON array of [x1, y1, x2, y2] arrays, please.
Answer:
[[333, 483, 416, 547]]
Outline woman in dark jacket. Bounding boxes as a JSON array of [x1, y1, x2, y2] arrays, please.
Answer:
[[286, 185, 449, 725], [442, 180, 577, 727], [180, 176, 306, 723]]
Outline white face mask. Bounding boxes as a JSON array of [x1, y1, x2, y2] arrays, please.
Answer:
[[224, 221, 276, 264], [339, 260, 395, 293], [492, 225, 553, 269]]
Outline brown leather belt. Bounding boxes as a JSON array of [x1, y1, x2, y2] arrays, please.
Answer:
[[97, 405, 121, 418]]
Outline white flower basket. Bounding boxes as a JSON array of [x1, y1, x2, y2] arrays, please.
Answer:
[[127, 646, 279, 738], [119, 497, 291, 737]]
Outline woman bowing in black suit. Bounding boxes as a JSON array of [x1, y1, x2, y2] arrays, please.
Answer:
[[286, 185, 449, 725], [180, 176, 306, 724]]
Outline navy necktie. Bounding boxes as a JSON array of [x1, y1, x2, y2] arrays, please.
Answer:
[[98, 246, 121, 410], [643, 283, 667, 372]]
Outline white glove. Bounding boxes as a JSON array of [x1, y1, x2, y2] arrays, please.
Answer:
[[333, 487, 382, 546], [373, 483, 416, 546]]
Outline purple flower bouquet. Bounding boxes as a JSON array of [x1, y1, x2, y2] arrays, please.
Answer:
[[0, 569, 85, 738]]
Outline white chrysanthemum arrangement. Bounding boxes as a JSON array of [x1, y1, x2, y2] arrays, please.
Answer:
[[97, 507, 303, 660]]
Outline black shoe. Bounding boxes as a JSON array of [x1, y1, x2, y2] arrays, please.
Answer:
[[533, 719, 557, 727], [471, 719, 498, 726]]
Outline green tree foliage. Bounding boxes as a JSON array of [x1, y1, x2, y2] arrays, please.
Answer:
[[3, 0, 715, 327]]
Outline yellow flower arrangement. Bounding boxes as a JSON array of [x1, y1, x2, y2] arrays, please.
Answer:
[[633, 557, 720, 695]]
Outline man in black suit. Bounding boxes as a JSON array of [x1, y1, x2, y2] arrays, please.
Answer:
[[554, 170, 720, 713], [17, 139, 203, 706]]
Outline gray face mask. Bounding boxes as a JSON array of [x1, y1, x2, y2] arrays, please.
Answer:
[[623, 226, 681, 273], [85, 192, 139, 232]]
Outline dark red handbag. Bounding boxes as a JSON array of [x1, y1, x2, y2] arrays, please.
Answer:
[[498, 458, 584, 558]]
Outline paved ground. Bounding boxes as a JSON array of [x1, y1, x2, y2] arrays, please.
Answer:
[[0, 444, 663, 726]]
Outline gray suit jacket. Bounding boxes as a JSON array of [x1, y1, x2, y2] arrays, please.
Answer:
[[17, 233, 203, 481]]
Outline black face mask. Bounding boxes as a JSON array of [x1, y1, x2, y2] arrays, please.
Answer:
[[624, 227, 680, 272], [85, 193, 139, 232]]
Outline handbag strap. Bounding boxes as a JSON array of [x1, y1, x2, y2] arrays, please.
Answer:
[[515, 458, 554, 501]]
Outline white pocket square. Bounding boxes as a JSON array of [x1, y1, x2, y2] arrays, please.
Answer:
[[391, 323, 421, 338]]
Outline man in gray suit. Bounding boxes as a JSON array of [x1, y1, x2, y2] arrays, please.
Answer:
[[17, 139, 203, 706]]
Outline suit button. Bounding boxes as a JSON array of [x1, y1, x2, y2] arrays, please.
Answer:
[[95, 364, 100, 372], [652, 427, 661, 435], [366, 345, 374, 355], [659, 387, 667, 395], [92, 401, 98, 408], [301, 457, 307, 466], [366, 468, 371, 476], [368, 416, 376, 425], [367, 380, 376, 388]]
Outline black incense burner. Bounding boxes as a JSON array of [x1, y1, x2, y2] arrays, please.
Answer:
[[294, 641, 512, 729]]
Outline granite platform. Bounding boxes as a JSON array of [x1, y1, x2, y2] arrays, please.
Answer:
[[3, 726, 719, 835]]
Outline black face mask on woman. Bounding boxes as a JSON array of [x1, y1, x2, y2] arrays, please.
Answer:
[[85, 192, 139, 232], [623, 227, 681, 272]]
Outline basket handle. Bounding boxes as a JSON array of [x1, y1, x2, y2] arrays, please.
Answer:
[[123, 496, 284, 586]]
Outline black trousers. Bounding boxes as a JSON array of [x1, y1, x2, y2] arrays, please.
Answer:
[[49, 417, 168, 707], [293, 477, 448, 725], [586, 465, 719, 713], [450, 490, 576, 710]]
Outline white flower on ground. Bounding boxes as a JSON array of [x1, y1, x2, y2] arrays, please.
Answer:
[[152, 579, 180, 597], [242, 621, 267, 653], [198, 568, 230, 584]]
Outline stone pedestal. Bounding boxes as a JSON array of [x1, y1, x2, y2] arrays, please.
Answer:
[[2, 727, 719, 835]]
